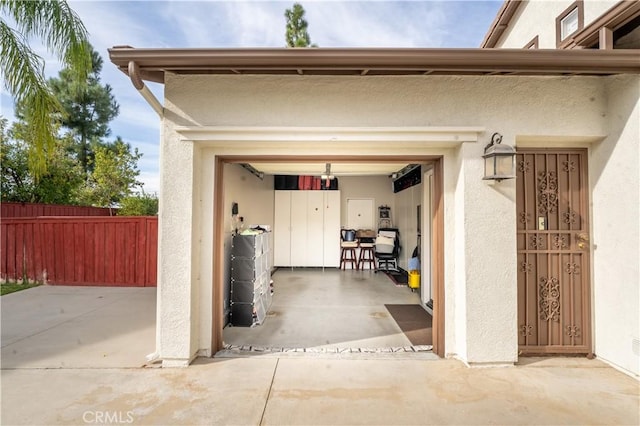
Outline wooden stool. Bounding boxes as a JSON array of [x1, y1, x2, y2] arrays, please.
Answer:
[[358, 245, 376, 270], [340, 246, 359, 270]]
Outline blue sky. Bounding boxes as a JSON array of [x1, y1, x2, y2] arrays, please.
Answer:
[[1, 0, 502, 194]]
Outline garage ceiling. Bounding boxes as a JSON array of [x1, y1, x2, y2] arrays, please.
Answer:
[[246, 162, 411, 176]]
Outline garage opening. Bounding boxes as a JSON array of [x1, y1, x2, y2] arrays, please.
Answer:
[[213, 156, 445, 357]]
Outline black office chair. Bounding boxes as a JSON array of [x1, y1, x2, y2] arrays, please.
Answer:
[[374, 228, 400, 273]]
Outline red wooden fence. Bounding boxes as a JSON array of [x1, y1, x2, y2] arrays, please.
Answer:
[[1, 217, 157, 287], [1, 202, 114, 218]]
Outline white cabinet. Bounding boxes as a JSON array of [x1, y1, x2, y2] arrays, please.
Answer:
[[290, 191, 308, 266], [273, 191, 292, 266], [323, 191, 341, 267], [274, 190, 341, 267], [306, 191, 325, 267]]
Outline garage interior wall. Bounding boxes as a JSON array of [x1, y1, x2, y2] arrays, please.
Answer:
[[338, 176, 395, 227], [222, 164, 275, 323], [159, 72, 638, 371], [221, 171, 422, 274]]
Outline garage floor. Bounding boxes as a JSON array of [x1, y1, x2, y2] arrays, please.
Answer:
[[223, 268, 427, 349]]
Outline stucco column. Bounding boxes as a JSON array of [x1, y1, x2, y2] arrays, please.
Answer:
[[157, 127, 198, 367], [592, 75, 640, 375], [459, 141, 518, 366]]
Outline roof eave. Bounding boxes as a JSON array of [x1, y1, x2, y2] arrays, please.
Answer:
[[108, 47, 640, 83], [480, 0, 524, 48]]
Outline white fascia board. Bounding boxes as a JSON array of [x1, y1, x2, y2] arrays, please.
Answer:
[[515, 135, 606, 148], [175, 126, 485, 146]]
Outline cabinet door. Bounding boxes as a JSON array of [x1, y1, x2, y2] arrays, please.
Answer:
[[273, 191, 291, 266], [290, 191, 308, 266], [306, 191, 325, 267], [323, 191, 341, 267]]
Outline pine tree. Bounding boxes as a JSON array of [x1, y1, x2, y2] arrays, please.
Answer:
[[285, 3, 316, 47], [48, 45, 119, 175]]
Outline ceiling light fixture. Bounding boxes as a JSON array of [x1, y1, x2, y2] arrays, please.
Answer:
[[321, 163, 335, 180]]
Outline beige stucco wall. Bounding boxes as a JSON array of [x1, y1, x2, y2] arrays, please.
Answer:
[[591, 75, 639, 376], [156, 114, 198, 365], [158, 73, 621, 367], [496, 0, 618, 48]]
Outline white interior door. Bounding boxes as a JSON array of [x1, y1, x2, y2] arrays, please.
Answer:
[[421, 168, 433, 312], [347, 198, 374, 230], [273, 191, 292, 266], [323, 191, 341, 267], [306, 191, 324, 267], [396, 189, 410, 269], [290, 191, 308, 266]]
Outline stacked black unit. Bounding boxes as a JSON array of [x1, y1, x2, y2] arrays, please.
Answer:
[[229, 232, 272, 326], [393, 165, 421, 193], [274, 175, 339, 190]]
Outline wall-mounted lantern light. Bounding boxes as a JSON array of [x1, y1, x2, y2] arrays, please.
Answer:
[[482, 132, 516, 181]]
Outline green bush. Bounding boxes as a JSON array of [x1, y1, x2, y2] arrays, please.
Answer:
[[118, 192, 158, 216]]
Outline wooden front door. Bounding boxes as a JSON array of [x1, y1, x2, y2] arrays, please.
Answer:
[[516, 149, 592, 355]]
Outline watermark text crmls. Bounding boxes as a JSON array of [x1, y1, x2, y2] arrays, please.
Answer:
[[83, 411, 135, 424]]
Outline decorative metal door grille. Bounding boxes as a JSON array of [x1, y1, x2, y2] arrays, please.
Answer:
[[516, 150, 591, 355]]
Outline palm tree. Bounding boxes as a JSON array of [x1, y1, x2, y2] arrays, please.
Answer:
[[0, 0, 91, 177]]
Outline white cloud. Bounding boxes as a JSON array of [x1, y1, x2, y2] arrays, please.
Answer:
[[138, 169, 161, 194], [1, 94, 16, 119], [70, 0, 158, 49], [304, 1, 449, 47], [155, 1, 453, 48], [158, 2, 227, 47], [127, 138, 160, 167], [158, 1, 285, 47], [217, 2, 287, 47], [114, 97, 162, 133]]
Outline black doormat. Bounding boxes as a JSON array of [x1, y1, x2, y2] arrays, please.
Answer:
[[383, 268, 408, 286], [385, 304, 433, 346]]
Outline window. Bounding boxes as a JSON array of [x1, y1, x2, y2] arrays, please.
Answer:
[[561, 9, 579, 39], [556, 0, 584, 47]]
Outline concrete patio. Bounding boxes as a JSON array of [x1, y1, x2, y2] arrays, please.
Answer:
[[2, 356, 638, 425], [1, 285, 156, 369], [1, 286, 638, 425]]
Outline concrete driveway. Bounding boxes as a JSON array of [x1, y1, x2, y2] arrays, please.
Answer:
[[1, 285, 156, 368], [1, 285, 638, 425]]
